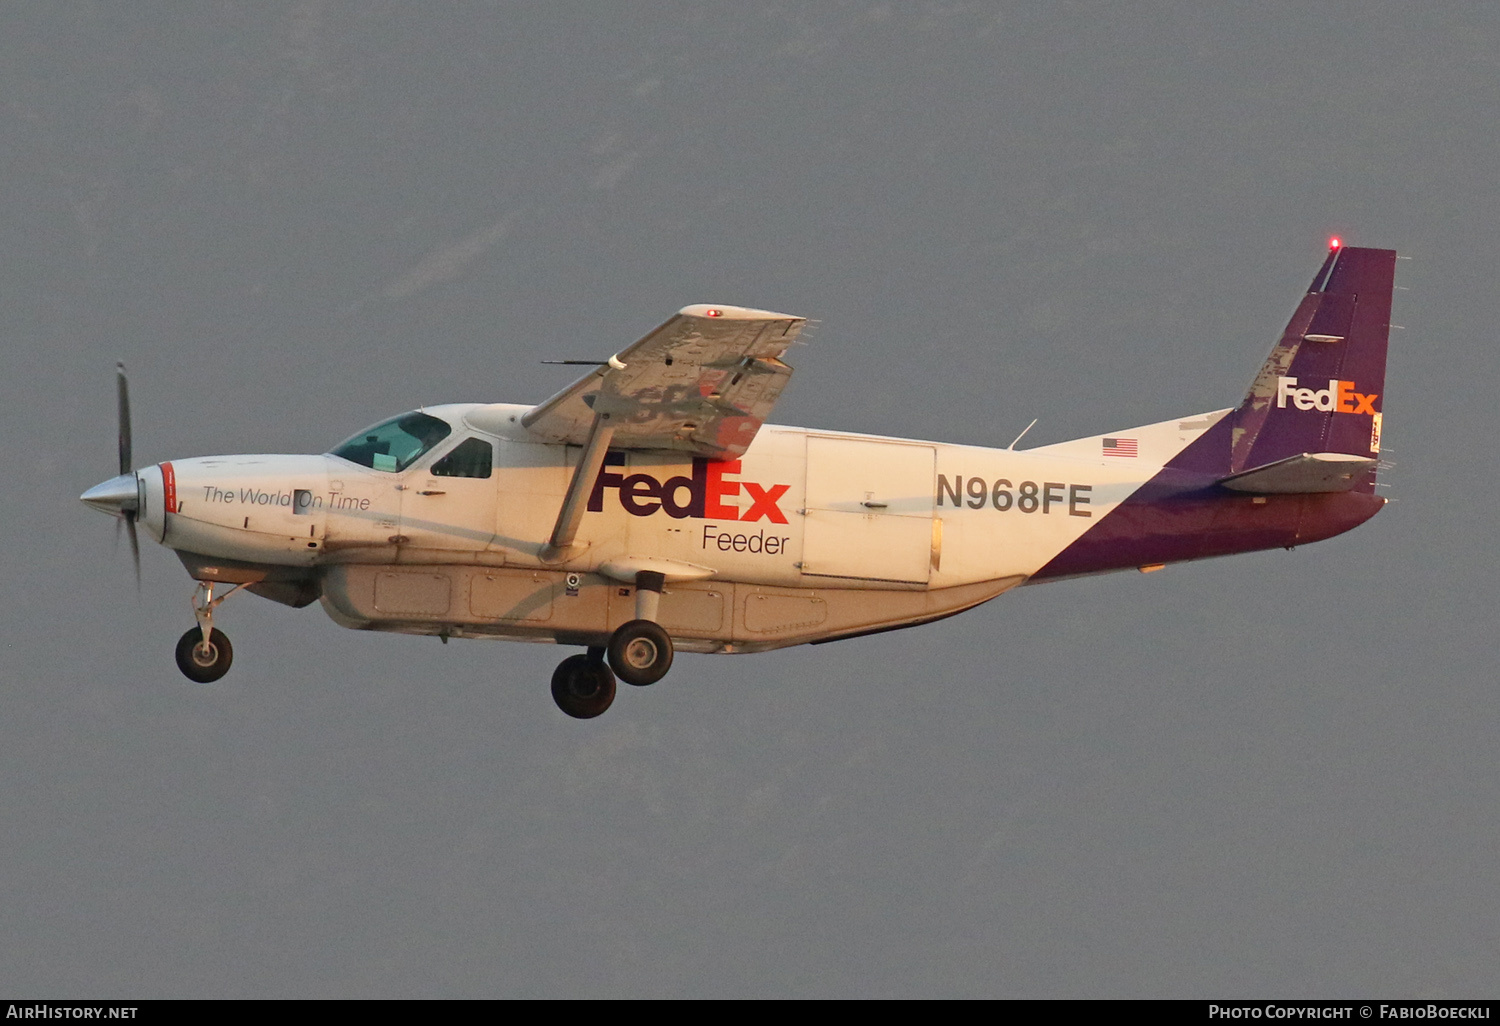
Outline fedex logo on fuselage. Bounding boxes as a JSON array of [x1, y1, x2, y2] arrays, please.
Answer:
[[588, 454, 790, 524], [1275, 376, 1379, 414]]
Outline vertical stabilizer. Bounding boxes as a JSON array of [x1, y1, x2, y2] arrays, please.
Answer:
[[1228, 243, 1396, 482]]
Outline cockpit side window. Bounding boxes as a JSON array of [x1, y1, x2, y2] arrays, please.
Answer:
[[431, 437, 493, 478], [330, 412, 452, 472]]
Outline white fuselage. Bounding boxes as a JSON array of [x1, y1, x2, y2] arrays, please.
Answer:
[[133, 402, 1226, 653]]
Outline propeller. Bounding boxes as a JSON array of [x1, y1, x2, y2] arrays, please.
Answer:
[[81, 363, 141, 588], [117, 362, 140, 586], [117, 361, 132, 477]]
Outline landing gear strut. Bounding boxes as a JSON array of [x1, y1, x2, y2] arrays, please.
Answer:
[[551, 649, 616, 719], [174, 581, 243, 684], [606, 570, 674, 686]]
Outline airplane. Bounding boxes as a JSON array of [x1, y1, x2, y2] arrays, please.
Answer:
[[81, 241, 1396, 719]]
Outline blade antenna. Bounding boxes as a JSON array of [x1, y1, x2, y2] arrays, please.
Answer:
[[1007, 418, 1038, 450]]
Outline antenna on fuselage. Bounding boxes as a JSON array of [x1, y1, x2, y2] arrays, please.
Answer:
[[1007, 418, 1038, 450]]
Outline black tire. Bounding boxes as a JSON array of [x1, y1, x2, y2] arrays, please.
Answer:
[[607, 619, 674, 687], [550, 653, 616, 719], [175, 627, 233, 684]]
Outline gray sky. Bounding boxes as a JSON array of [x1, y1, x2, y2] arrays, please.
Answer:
[[5, 1, 1498, 997]]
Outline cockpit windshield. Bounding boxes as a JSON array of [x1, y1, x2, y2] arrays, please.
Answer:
[[330, 411, 452, 472]]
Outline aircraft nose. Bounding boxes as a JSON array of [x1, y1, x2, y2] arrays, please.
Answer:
[[80, 472, 141, 517]]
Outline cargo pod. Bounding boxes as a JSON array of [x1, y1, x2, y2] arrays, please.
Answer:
[[800, 436, 935, 584]]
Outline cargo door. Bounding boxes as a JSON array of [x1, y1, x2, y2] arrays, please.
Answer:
[[801, 437, 934, 584]]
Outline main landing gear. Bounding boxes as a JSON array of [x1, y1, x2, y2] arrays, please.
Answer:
[[607, 619, 673, 686], [548, 571, 676, 718], [551, 649, 616, 719], [174, 581, 243, 684]]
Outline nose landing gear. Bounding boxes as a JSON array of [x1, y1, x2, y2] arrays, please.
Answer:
[[175, 627, 233, 683], [174, 581, 244, 684]]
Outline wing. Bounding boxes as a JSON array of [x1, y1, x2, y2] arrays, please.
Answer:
[[521, 304, 808, 459]]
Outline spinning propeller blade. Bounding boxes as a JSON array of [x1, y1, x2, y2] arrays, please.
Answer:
[[126, 514, 140, 589], [116, 362, 140, 587], [117, 361, 132, 477]]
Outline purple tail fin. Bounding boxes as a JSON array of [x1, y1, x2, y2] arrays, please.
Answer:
[[1228, 244, 1396, 482]]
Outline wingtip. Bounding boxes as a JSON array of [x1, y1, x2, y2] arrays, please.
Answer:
[[679, 303, 802, 322]]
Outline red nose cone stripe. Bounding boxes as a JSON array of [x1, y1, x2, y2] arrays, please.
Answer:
[[162, 461, 178, 514]]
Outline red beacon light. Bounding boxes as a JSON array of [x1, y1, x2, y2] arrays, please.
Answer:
[[1329, 237, 1342, 250]]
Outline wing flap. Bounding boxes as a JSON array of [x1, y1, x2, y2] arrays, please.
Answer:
[[1218, 452, 1377, 494], [523, 304, 806, 458]]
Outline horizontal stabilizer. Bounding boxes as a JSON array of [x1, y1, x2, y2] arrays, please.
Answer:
[[1218, 452, 1377, 494]]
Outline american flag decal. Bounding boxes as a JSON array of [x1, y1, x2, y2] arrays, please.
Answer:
[[1102, 437, 1138, 457]]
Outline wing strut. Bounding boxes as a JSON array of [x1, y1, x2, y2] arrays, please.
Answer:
[[540, 411, 616, 562]]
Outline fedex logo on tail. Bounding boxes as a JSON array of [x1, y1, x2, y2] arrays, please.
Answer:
[[1276, 377, 1379, 414]]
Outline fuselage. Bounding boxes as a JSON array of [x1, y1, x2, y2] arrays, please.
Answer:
[[114, 400, 1381, 653]]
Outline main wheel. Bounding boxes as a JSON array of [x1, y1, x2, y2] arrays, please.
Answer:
[[550, 654, 616, 719], [607, 619, 674, 687], [175, 627, 233, 684]]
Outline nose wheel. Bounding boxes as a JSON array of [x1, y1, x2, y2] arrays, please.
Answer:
[[175, 580, 244, 684], [175, 627, 233, 683]]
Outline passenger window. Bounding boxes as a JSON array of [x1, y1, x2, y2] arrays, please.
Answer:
[[431, 437, 493, 478]]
